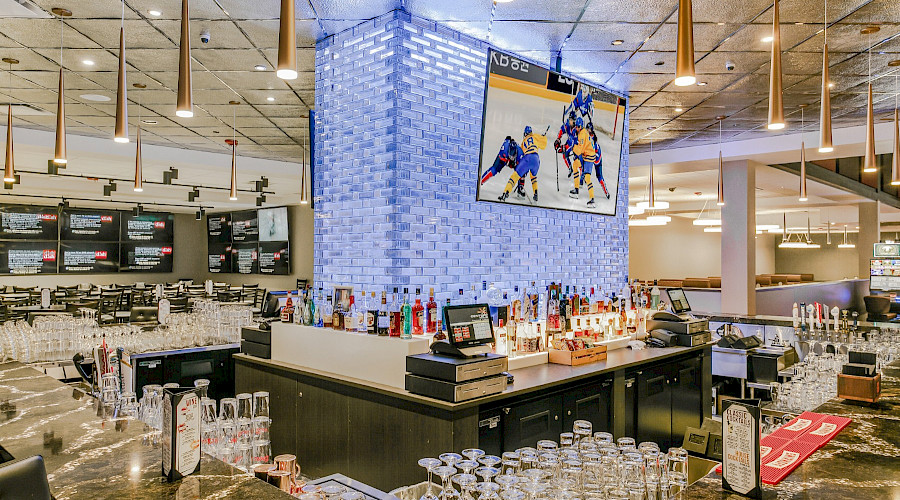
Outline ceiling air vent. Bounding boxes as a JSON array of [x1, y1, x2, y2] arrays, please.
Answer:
[[0, 0, 51, 18], [1, 103, 52, 116]]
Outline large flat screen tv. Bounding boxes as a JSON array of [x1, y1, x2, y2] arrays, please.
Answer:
[[120, 242, 173, 273], [60, 209, 120, 241], [0, 241, 58, 275], [59, 241, 119, 273], [0, 205, 59, 240], [122, 212, 174, 242], [258, 206, 289, 242], [477, 49, 625, 215], [258, 241, 290, 275]]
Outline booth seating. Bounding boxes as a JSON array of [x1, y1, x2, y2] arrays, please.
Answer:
[[658, 279, 684, 287], [683, 278, 712, 288], [706, 277, 721, 288], [863, 295, 898, 322]]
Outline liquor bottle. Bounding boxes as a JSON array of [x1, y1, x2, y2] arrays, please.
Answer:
[[457, 288, 465, 306], [651, 281, 660, 310], [332, 293, 342, 330], [547, 285, 560, 332], [367, 291, 378, 335], [523, 283, 535, 321], [401, 288, 412, 339], [559, 287, 569, 332], [572, 287, 580, 316], [433, 298, 450, 341], [356, 291, 367, 333], [529, 281, 539, 321], [425, 287, 438, 334], [377, 291, 389, 336], [538, 286, 548, 321], [389, 287, 401, 337], [322, 292, 333, 328], [581, 287, 589, 317], [412, 288, 424, 335], [511, 286, 522, 322], [281, 292, 294, 323], [344, 294, 357, 332], [495, 319, 507, 355], [309, 288, 319, 326]]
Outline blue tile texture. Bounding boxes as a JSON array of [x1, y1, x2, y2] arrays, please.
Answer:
[[314, 10, 629, 303]]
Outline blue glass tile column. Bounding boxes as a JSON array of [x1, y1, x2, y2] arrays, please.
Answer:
[[314, 10, 629, 303]]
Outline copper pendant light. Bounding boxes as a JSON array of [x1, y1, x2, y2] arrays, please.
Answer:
[[716, 116, 725, 206], [276, 0, 298, 80], [133, 83, 146, 192], [3, 57, 18, 184], [300, 146, 309, 204], [228, 101, 238, 200], [819, 0, 833, 152], [176, 0, 193, 118], [892, 79, 900, 185], [863, 83, 877, 173], [52, 8, 70, 164], [134, 126, 143, 192], [673, 0, 696, 86], [799, 142, 808, 201], [767, 0, 785, 130], [114, 1, 128, 143]]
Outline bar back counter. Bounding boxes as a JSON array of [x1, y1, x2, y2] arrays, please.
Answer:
[[235, 323, 713, 491]]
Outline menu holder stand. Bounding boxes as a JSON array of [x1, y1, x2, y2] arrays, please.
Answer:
[[162, 387, 201, 482], [722, 399, 762, 499]]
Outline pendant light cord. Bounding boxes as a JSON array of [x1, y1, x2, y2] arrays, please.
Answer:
[[121, 0, 125, 28], [59, 16, 63, 67], [823, 0, 827, 45]]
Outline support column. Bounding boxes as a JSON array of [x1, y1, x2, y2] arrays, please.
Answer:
[[721, 160, 756, 315], [857, 201, 880, 279]]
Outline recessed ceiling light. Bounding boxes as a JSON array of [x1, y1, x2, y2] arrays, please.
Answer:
[[761, 36, 774, 43], [141, 119, 157, 124], [147, 9, 161, 16], [716, 22, 725, 26], [80, 94, 110, 102], [675, 107, 683, 112], [82, 59, 95, 66], [267, 96, 275, 102], [611, 40, 624, 46], [697, 81, 708, 86], [828, 82, 835, 88], [794, 22, 804, 25], [254, 64, 267, 71]]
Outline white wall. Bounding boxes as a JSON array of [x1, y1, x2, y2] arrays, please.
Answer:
[[629, 216, 776, 281], [775, 232, 860, 281], [0, 206, 315, 292]]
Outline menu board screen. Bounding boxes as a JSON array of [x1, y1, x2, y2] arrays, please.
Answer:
[[231, 211, 259, 242], [207, 243, 232, 273], [258, 207, 289, 242], [258, 241, 290, 275], [122, 212, 174, 242], [870, 259, 900, 291], [61, 209, 120, 241], [207, 213, 232, 243], [0, 241, 58, 275], [59, 242, 119, 273], [120, 242, 173, 272], [0, 205, 59, 240], [231, 242, 258, 274]]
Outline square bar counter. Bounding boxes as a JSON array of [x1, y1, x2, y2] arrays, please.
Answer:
[[0, 361, 293, 499]]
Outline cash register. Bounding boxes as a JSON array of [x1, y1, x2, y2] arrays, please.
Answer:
[[405, 304, 508, 403], [646, 288, 712, 346]]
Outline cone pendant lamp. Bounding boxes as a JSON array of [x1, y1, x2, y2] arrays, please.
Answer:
[[717, 151, 725, 206], [863, 83, 877, 173], [52, 8, 70, 164], [819, 47, 833, 152], [300, 147, 309, 204], [673, 0, 696, 86], [3, 103, 13, 183], [277, 0, 298, 80], [799, 142, 808, 201], [648, 160, 656, 208], [892, 108, 900, 185], [134, 126, 143, 192], [114, 1, 128, 143], [228, 139, 238, 200], [767, 0, 785, 130], [176, 0, 193, 118]]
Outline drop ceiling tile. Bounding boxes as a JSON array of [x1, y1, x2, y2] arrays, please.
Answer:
[[0, 19, 101, 49], [642, 23, 737, 53], [566, 23, 655, 52], [841, 0, 900, 25], [119, 48, 178, 72], [1, 88, 57, 104], [191, 48, 269, 72], [67, 19, 176, 49], [691, 0, 773, 23], [490, 21, 575, 53], [406, 0, 491, 22], [239, 19, 319, 48], [695, 51, 770, 75], [151, 20, 253, 50], [232, 116, 278, 128], [65, 101, 111, 115], [203, 103, 264, 117], [130, 0, 229, 21], [213, 70, 293, 89], [190, 88, 244, 105], [717, 23, 822, 53], [270, 116, 309, 128], [604, 72, 674, 92]]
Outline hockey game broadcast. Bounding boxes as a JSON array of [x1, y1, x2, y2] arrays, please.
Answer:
[[477, 49, 626, 216]]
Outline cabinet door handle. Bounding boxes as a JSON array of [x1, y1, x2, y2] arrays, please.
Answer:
[[298, 392, 303, 398], [567, 410, 572, 416], [554, 415, 559, 421], [503, 408, 511, 415]]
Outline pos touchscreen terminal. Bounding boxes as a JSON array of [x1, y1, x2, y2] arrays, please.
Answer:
[[432, 304, 495, 357]]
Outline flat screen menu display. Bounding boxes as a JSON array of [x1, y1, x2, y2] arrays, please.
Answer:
[[871, 259, 900, 291], [231, 211, 259, 242], [0, 205, 58, 240], [258, 207, 289, 242], [0, 241, 58, 275], [120, 242, 173, 272], [123, 212, 174, 242], [61, 209, 120, 241], [59, 242, 119, 273], [258, 241, 290, 275], [207, 213, 232, 243], [207, 243, 232, 273], [231, 243, 259, 274]]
